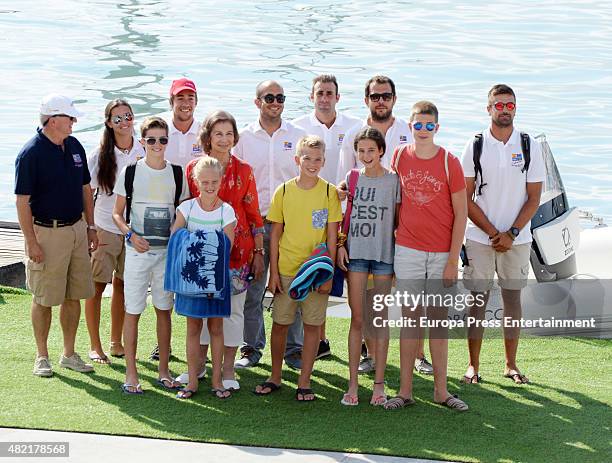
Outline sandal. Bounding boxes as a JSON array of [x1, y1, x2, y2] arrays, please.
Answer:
[[177, 389, 197, 400], [253, 381, 281, 396], [121, 383, 143, 395], [211, 388, 231, 399], [383, 395, 415, 410], [109, 342, 124, 358], [435, 394, 469, 411], [295, 387, 316, 402], [370, 394, 388, 406], [88, 351, 111, 365], [462, 373, 482, 384], [157, 377, 182, 390], [340, 393, 359, 406], [504, 371, 529, 384]]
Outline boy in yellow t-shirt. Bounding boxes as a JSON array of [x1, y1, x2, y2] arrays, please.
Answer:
[[254, 135, 342, 401]]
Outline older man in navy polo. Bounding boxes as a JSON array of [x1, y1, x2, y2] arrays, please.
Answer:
[[15, 94, 98, 377]]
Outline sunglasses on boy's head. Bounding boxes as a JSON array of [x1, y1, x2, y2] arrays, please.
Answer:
[[143, 136, 169, 145], [369, 92, 394, 102], [260, 93, 286, 104], [110, 112, 133, 125], [412, 122, 437, 131], [492, 101, 516, 111]]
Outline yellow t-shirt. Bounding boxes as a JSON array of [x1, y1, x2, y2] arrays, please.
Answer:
[[267, 178, 343, 276]]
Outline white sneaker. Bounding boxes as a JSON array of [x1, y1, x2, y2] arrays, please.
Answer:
[[175, 368, 206, 384], [414, 357, 434, 375], [59, 353, 94, 373], [358, 357, 376, 374], [33, 356, 53, 377]]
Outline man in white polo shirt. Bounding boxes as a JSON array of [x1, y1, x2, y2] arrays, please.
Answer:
[[164, 77, 202, 168], [337, 75, 413, 178], [336, 75, 421, 375], [149, 77, 202, 362], [461, 84, 545, 385], [293, 74, 360, 184], [233, 80, 306, 370]]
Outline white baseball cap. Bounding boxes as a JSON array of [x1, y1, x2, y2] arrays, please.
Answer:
[[40, 94, 84, 118]]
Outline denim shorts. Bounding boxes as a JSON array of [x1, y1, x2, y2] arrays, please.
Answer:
[[347, 258, 394, 275]]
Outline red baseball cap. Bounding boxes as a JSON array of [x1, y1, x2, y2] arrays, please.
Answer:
[[169, 78, 197, 96]]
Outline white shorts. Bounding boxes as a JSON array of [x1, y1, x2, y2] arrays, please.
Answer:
[[200, 291, 247, 347], [124, 248, 174, 315], [393, 245, 456, 306]]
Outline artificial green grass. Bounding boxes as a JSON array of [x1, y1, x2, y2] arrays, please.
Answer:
[[1, 287, 610, 462]]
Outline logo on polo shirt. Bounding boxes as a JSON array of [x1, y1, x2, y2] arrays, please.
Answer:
[[511, 152, 524, 167], [338, 134, 345, 144], [283, 141, 293, 150], [192, 144, 202, 154], [400, 135, 408, 143], [72, 153, 83, 167]]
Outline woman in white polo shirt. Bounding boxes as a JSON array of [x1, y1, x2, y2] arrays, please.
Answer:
[[85, 99, 144, 364]]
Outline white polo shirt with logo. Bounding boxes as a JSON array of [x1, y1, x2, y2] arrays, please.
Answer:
[[337, 117, 413, 180], [292, 111, 361, 184], [165, 119, 202, 168], [233, 120, 305, 215], [461, 127, 545, 246], [88, 136, 145, 234]]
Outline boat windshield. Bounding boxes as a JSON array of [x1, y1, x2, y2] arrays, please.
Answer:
[[537, 134, 565, 204]]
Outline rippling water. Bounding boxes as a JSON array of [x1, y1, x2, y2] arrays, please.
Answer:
[[1, 0, 611, 222]]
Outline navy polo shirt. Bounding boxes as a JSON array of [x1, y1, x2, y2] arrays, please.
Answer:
[[14, 128, 91, 222]]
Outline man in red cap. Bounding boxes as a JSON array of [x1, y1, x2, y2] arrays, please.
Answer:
[[164, 78, 202, 168], [149, 78, 203, 362]]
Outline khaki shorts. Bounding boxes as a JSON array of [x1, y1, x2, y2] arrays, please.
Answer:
[[272, 275, 329, 326], [462, 239, 531, 292], [26, 219, 94, 307], [90, 228, 125, 283]]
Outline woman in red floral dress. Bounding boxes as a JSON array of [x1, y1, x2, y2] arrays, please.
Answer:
[[179, 110, 264, 391]]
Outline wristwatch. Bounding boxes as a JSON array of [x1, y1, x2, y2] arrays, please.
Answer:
[[508, 227, 520, 241], [87, 224, 97, 231], [125, 231, 133, 242]]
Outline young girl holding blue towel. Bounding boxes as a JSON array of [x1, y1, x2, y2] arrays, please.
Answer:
[[336, 127, 401, 406], [171, 156, 236, 399]]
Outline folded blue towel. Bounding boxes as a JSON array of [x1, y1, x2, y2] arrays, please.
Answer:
[[289, 243, 334, 301], [165, 228, 229, 299]]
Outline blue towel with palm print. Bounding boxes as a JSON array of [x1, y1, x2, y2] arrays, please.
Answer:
[[165, 228, 230, 299]]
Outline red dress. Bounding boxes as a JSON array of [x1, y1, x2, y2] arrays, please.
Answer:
[[186, 155, 264, 294]]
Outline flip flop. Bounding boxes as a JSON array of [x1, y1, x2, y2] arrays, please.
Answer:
[[462, 373, 482, 384], [370, 394, 388, 406], [253, 381, 281, 396], [504, 371, 529, 384], [340, 393, 359, 406], [295, 387, 316, 402], [177, 389, 197, 400], [383, 395, 415, 410], [211, 388, 231, 399], [222, 379, 240, 391], [157, 377, 183, 390], [89, 351, 111, 365], [121, 383, 143, 395], [435, 394, 469, 411], [109, 342, 125, 358]]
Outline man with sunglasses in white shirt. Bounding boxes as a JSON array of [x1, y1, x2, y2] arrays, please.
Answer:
[[336, 76, 421, 375], [233, 80, 307, 370], [460, 84, 545, 386]]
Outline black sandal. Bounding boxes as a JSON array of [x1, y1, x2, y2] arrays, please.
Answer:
[[295, 387, 316, 402], [253, 381, 281, 396]]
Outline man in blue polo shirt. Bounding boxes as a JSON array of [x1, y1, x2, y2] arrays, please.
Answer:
[[15, 94, 99, 377]]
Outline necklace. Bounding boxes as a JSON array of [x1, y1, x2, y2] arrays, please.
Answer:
[[116, 140, 133, 155]]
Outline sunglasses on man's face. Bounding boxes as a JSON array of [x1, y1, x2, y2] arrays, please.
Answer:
[[492, 101, 516, 111], [412, 122, 437, 131], [53, 114, 77, 122], [369, 92, 394, 102], [260, 93, 286, 104], [143, 136, 169, 145], [111, 112, 133, 125]]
